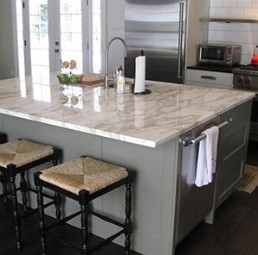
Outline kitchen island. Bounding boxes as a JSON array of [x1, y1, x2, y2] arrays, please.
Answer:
[[0, 72, 255, 255]]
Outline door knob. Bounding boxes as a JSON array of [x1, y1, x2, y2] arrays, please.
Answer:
[[54, 49, 59, 53], [55, 41, 59, 46]]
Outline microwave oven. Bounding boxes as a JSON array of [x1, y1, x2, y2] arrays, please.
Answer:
[[198, 43, 242, 66]]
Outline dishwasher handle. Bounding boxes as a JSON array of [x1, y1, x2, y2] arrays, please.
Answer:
[[181, 117, 234, 147]]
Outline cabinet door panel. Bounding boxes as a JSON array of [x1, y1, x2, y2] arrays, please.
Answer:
[[215, 101, 252, 208], [221, 100, 251, 123], [218, 148, 244, 201], [220, 125, 247, 158], [186, 69, 233, 89]]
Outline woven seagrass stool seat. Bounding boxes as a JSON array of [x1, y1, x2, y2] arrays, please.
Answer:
[[34, 156, 134, 255], [0, 139, 60, 250]]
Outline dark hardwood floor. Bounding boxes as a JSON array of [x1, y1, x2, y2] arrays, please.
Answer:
[[1, 141, 258, 255], [176, 189, 258, 255], [247, 141, 258, 166], [0, 201, 141, 255], [176, 141, 258, 255]]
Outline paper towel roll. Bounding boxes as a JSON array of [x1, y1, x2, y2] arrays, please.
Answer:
[[134, 55, 146, 93]]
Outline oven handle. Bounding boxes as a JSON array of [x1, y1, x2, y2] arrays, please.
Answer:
[[181, 117, 234, 147]]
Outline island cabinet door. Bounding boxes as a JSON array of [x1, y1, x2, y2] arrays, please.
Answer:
[[215, 101, 252, 208], [175, 116, 220, 245]]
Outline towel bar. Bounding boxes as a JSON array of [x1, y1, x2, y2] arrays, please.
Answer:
[[181, 117, 234, 147]]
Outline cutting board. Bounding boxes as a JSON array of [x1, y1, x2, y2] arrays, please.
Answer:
[[81, 73, 103, 86]]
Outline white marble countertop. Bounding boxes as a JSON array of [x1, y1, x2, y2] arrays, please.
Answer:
[[0, 72, 255, 147]]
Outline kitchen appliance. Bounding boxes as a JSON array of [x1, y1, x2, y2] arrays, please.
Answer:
[[124, 0, 210, 83], [233, 66, 258, 142], [175, 117, 231, 245], [199, 43, 242, 66], [251, 45, 258, 65]]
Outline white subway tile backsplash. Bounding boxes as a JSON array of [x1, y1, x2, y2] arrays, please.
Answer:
[[244, 9, 258, 19], [221, 23, 238, 31], [241, 54, 252, 65], [223, 0, 239, 8], [213, 30, 227, 41], [208, 0, 258, 65], [239, 0, 253, 8], [209, 22, 223, 30], [242, 43, 253, 54], [252, 0, 258, 8], [208, 31, 215, 41], [209, 9, 216, 17], [214, 8, 231, 18], [226, 31, 241, 42], [210, 0, 224, 8]]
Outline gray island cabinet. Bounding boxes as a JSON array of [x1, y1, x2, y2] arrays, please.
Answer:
[[215, 101, 252, 208], [0, 73, 254, 255], [175, 100, 252, 245]]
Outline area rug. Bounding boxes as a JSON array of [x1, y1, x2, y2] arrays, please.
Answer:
[[237, 164, 258, 194]]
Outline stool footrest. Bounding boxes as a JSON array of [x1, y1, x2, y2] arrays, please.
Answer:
[[0, 191, 11, 199], [90, 209, 124, 228], [91, 229, 125, 253], [45, 210, 82, 232], [20, 200, 54, 220], [20, 208, 38, 220], [43, 200, 55, 210], [46, 228, 125, 254], [29, 187, 55, 201], [46, 231, 81, 253]]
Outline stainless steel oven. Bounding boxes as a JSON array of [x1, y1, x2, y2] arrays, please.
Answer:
[[233, 66, 258, 141]]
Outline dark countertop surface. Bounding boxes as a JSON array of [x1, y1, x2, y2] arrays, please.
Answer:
[[187, 64, 240, 73]]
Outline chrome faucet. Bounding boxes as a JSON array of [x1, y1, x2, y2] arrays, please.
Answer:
[[104, 37, 128, 89]]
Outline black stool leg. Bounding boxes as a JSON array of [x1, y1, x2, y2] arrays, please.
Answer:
[[8, 164, 21, 250], [79, 190, 89, 255], [125, 176, 132, 255], [52, 149, 59, 166], [20, 171, 28, 212], [35, 173, 47, 255], [54, 191, 61, 220], [0, 172, 8, 202]]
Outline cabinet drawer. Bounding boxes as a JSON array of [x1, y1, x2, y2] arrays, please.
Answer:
[[217, 148, 244, 202], [215, 101, 252, 208], [221, 100, 252, 126], [186, 69, 233, 89], [219, 124, 247, 158]]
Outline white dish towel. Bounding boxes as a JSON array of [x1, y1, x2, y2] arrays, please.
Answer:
[[195, 126, 219, 187]]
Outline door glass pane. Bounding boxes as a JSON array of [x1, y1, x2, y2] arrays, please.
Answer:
[[16, 0, 26, 97], [16, 0, 25, 79], [29, 0, 50, 79], [92, 0, 101, 73], [29, 0, 50, 101], [60, 0, 82, 73]]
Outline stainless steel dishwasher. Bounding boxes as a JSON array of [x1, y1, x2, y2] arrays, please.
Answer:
[[174, 117, 231, 245]]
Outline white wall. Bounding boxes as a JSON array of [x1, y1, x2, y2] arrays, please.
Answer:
[[106, 0, 125, 73], [0, 0, 15, 79], [208, 0, 258, 65]]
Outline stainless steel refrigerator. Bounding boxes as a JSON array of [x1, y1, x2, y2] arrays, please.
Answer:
[[124, 0, 210, 83]]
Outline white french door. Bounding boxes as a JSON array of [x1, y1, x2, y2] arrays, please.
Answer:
[[16, 0, 94, 76], [48, 0, 89, 73]]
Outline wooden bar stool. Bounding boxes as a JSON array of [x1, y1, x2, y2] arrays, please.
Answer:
[[34, 156, 134, 255], [0, 132, 8, 201], [0, 139, 60, 250]]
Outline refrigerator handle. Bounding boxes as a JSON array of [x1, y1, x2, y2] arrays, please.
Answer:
[[177, 2, 184, 79]]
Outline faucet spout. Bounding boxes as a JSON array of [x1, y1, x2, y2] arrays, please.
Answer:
[[105, 37, 128, 89]]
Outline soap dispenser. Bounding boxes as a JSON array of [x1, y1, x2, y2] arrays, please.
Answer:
[[116, 66, 125, 94]]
